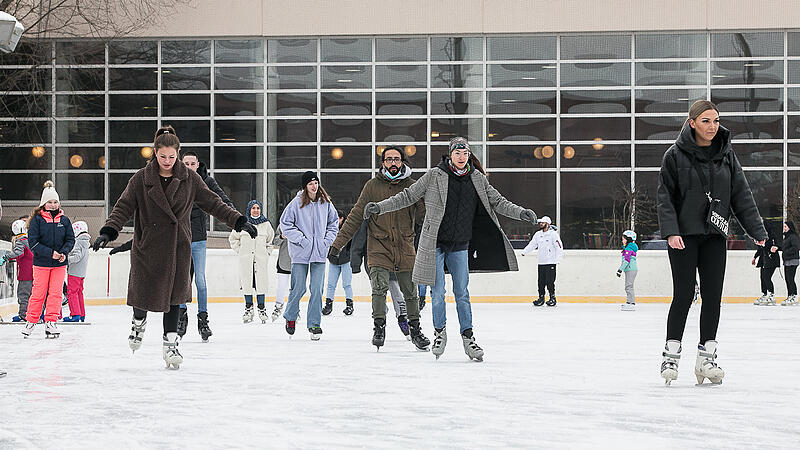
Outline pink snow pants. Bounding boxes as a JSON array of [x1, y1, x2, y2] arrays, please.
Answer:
[[26, 266, 67, 323], [67, 275, 86, 317]]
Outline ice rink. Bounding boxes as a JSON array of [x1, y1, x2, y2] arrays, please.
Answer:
[[1, 301, 799, 449]]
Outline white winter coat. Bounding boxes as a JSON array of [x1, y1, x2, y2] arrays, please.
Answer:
[[229, 221, 275, 295], [522, 228, 563, 265]]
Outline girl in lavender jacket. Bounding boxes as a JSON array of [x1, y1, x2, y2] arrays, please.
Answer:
[[279, 171, 339, 340]]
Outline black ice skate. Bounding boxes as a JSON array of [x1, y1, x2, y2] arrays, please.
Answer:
[[372, 318, 386, 350], [177, 307, 188, 338], [397, 315, 410, 340], [409, 320, 430, 351], [461, 329, 484, 362], [285, 320, 296, 336], [197, 312, 212, 342], [343, 299, 354, 316], [546, 295, 557, 307], [309, 326, 323, 341], [533, 295, 545, 307], [322, 298, 333, 316]]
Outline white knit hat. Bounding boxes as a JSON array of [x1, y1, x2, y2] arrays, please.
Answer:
[[72, 220, 88, 235], [39, 180, 60, 207], [11, 219, 27, 235]]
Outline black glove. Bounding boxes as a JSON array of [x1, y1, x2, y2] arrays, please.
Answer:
[[616, 270, 622, 278], [92, 234, 111, 252], [328, 247, 340, 258], [363, 202, 380, 221], [520, 209, 538, 226], [109, 246, 122, 255], [242, 222, 258, 239]]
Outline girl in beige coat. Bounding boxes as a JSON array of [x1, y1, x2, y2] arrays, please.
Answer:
[[229, 200, 275, 323]]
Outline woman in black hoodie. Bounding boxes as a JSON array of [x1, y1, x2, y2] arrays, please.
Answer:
[[781, 221, 799, 305], [657, 100, 768, 386], [751, 221, 781, 305]]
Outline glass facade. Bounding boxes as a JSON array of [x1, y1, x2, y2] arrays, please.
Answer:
[[2, 32, 799, 248]]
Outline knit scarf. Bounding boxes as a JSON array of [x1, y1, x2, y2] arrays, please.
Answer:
[[448, 159, 471, 176], [246, 200, 269, 225]]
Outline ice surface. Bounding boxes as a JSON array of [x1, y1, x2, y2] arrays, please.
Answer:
[[1, 302, 799, 449]]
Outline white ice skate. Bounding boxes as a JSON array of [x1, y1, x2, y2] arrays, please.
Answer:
[[162, 333, 183, 370], [432, 328, 447, 360], [620, 302, 635, 311], [764, 293, 777, 306], [271, 303, 284, 322], [242, 305, 254, 323], [782, 295, 798, 306], [461, 332, 484, 362], [128, 317, 147, 353], [21, 322, 36, 338], [660, 340, 681, 386], [695, 340, 724, 385], [45, 322, 60, 339], [753, 294, 767, 306], [257, 307, 269, 324]]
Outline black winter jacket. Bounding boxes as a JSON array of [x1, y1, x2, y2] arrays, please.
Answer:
[[191, 162, 234, 241], [782, 224, 799, 262], [754, 233, 781, 269], [28, 209, 75, 268], [657, 125, 768, 241]]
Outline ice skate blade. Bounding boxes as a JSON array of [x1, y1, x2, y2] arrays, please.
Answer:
[[470, 356, 484, 362], [310, 335, 320, 341], [165, 363, 181, 370], [405, 336, 411, 341], [45, 334, 59, 339], [695, 374, 723, 386]]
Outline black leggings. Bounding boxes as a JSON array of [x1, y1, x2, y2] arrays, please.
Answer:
[[786, 266, 798, 296], [666, 235, 726, 344], [133, 305, 181, 336], [760, 266, 777, 294], [537, 264, 556, 296]]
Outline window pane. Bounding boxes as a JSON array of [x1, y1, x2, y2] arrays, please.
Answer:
[[162, 40, 211, 64], [635, 33, 706, 58], [635, 89, 705, 113], [788, 61, 800, 84], [109, 68, 157, 91], [321, 92, 371, 115], [487, 64, 556, 88], [431, 144, 482, 165], [180, 147, 210, 165], [790, 115, 800, 139], [487, 36, 557, 61], [216, 93, 265, 116], [489, 172, 555, 247], [0, 94, 51, 117], [322, 145, 371, 168], [214, 146, 264, 169], [0, 173, 52, 200], [561, 90, 630, 113], [0, 41, 51, 65], [487, 144, 555, 168], [376, 144, 425, 169], [56, 147, 104, 170], [322, 39, 371, 62], [321, 65, 371, 89], [56, 41, 104, 65], [711, 60, 782, 85], [430, 37, 482, 61], [631, 171, 661, 244], [377, 92, 426, 115], [0, 68, 51, 92], [320, 172, 372, 213], [376, 118, 426, 142], [431, 64, 482, 88], [561, 35, 630, 59], [790, 88, 800, 111], [109, 120, 157, 143], [55, 94, 104, 117], [215, 40, 264, 63], [724, 115, 782, 140], [267, 66, 316, 89], [560, 171, 631, 249], [729, 171, 782, 240], [109, 94, 157, 117], [267, 146, 317, 169], [789, 32, 800, 57], [214, 67, 264, 90], [268, 39, 317, 63], [213, 173, 263, 231], [109, 147, 150, 169], [561, 63, 630, 87], [561, 117, 630, 141], [431, 118, 482, 141], [162, 94, 210, 117], [487, 91, 555, 115], [0, 146, 51, 169], [56, 68, 104, 91], [486, 117, 555, 141], [322, 118, 371, 142], [711, 32, 783, 58], [268, 119, 317, 142], [711, 88, 783, 112], [376, 38, 426, 62], [376, 65, 426, 89], [635, 61, 706, 86], [733, 142, 783, 167], [268, 93, 316, 116], [635, 116, 685, 140], [56, 120, 103, 143], [635, 143, 669, 167], [162, 67, 211, 90], [0, 121, 50, 143], [431, 91, 482, 115], [215, 120, 263, 143], [789, 144, 800, 165], [53, 173, 103, 200], [560, 143, 631, 168], [109, 41, 157, 64]]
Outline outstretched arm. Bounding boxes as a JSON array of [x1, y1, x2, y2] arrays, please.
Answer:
[[374, 171, 431, 215]]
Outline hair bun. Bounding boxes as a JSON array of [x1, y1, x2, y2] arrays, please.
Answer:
[[43, 180, 54, 189]]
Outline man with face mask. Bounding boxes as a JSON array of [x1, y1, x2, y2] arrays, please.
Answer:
[[329, 146, 430, 351], [522, 216, 563, 306]]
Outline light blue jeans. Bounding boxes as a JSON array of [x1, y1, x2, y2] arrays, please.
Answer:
[[326, 262, 353, 299], [181, 240, 208, 313], [283, 262, 325, 329], [431, 248, 472, 333]]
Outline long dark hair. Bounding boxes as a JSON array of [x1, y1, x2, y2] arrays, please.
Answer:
[[300, 183, 331, 208]]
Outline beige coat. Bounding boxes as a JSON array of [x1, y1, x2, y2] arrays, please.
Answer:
[[229, 221, 275, 295]]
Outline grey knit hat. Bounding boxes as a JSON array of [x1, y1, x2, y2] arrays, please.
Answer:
[[448, 136, 471, 153]]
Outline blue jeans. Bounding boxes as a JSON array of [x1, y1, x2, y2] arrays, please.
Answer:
[[326, 262, 353, 299], [431, 248, 472, 333], [181, 240, 208, 313], [418, 284, 427, 298], [283, 262, 325, 328]]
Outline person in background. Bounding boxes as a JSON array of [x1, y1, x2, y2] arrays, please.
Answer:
[[323, 210, 353, 316], [229, 199, 275, 325], [64, 221, 90, 322], [752, 221, 781, 306], [781, 221, 799, 306], [522, 216, 563, 307], [617, 230, 639, 311], [5, 217, 33, 322], [271, 226, 292, 321]]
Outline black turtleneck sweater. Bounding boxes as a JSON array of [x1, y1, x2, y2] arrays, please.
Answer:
[[436, 158, 478, 251]]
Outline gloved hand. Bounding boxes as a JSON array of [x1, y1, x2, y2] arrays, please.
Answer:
[[363, 202, 380, 221], [328, 247, 340, 258], [109, 246, 122, 256], [242, 222, 258, 239], [520, 209, 537, 226], [92, 234, 111, 252], [616, 270, 622, 278]]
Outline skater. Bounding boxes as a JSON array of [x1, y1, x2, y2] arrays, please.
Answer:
[[280, 171, 338, 340], [177, 152, 235, 341], [271, 227, 291, 321], [64, 221, 90, 322], [229, 199, 275, 325], [366, 137, 538, 361], [324, 210, 353, 316], [22, 181, 75, 339], [616, 230, 638, 311], [521, 216, 563, 307], [329, 146, 429, 351], [657, 100, 767, 385], [781, 221, 799, 306], [751, 221, 781, 306], [92, 126, 256, 369], [6, 218, 33, 322]]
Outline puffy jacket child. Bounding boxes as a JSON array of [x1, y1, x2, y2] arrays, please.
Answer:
[[617, 230, 639, 311], [64, 221, 90, 322]]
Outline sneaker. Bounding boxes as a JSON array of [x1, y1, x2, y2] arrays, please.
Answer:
[[21, 322, 36, 338], [621, 302, 636, 311], [309, 326, 323, 341], [45, 322, 60, 339]]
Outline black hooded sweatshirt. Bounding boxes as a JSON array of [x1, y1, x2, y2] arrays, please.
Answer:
[[782, 221, 799, 262], [190, 161, 234, 242], [657, 124, 767, 241]]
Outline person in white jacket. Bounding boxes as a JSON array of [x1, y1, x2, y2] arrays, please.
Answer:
[[229, 200, 275, 324], [522, 216, 563, 307]]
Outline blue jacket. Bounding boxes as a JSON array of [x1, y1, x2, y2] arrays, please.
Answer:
[[619, 242, 638, 272], [279, 192, 339, 264], [28, 210, 75, 268]]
